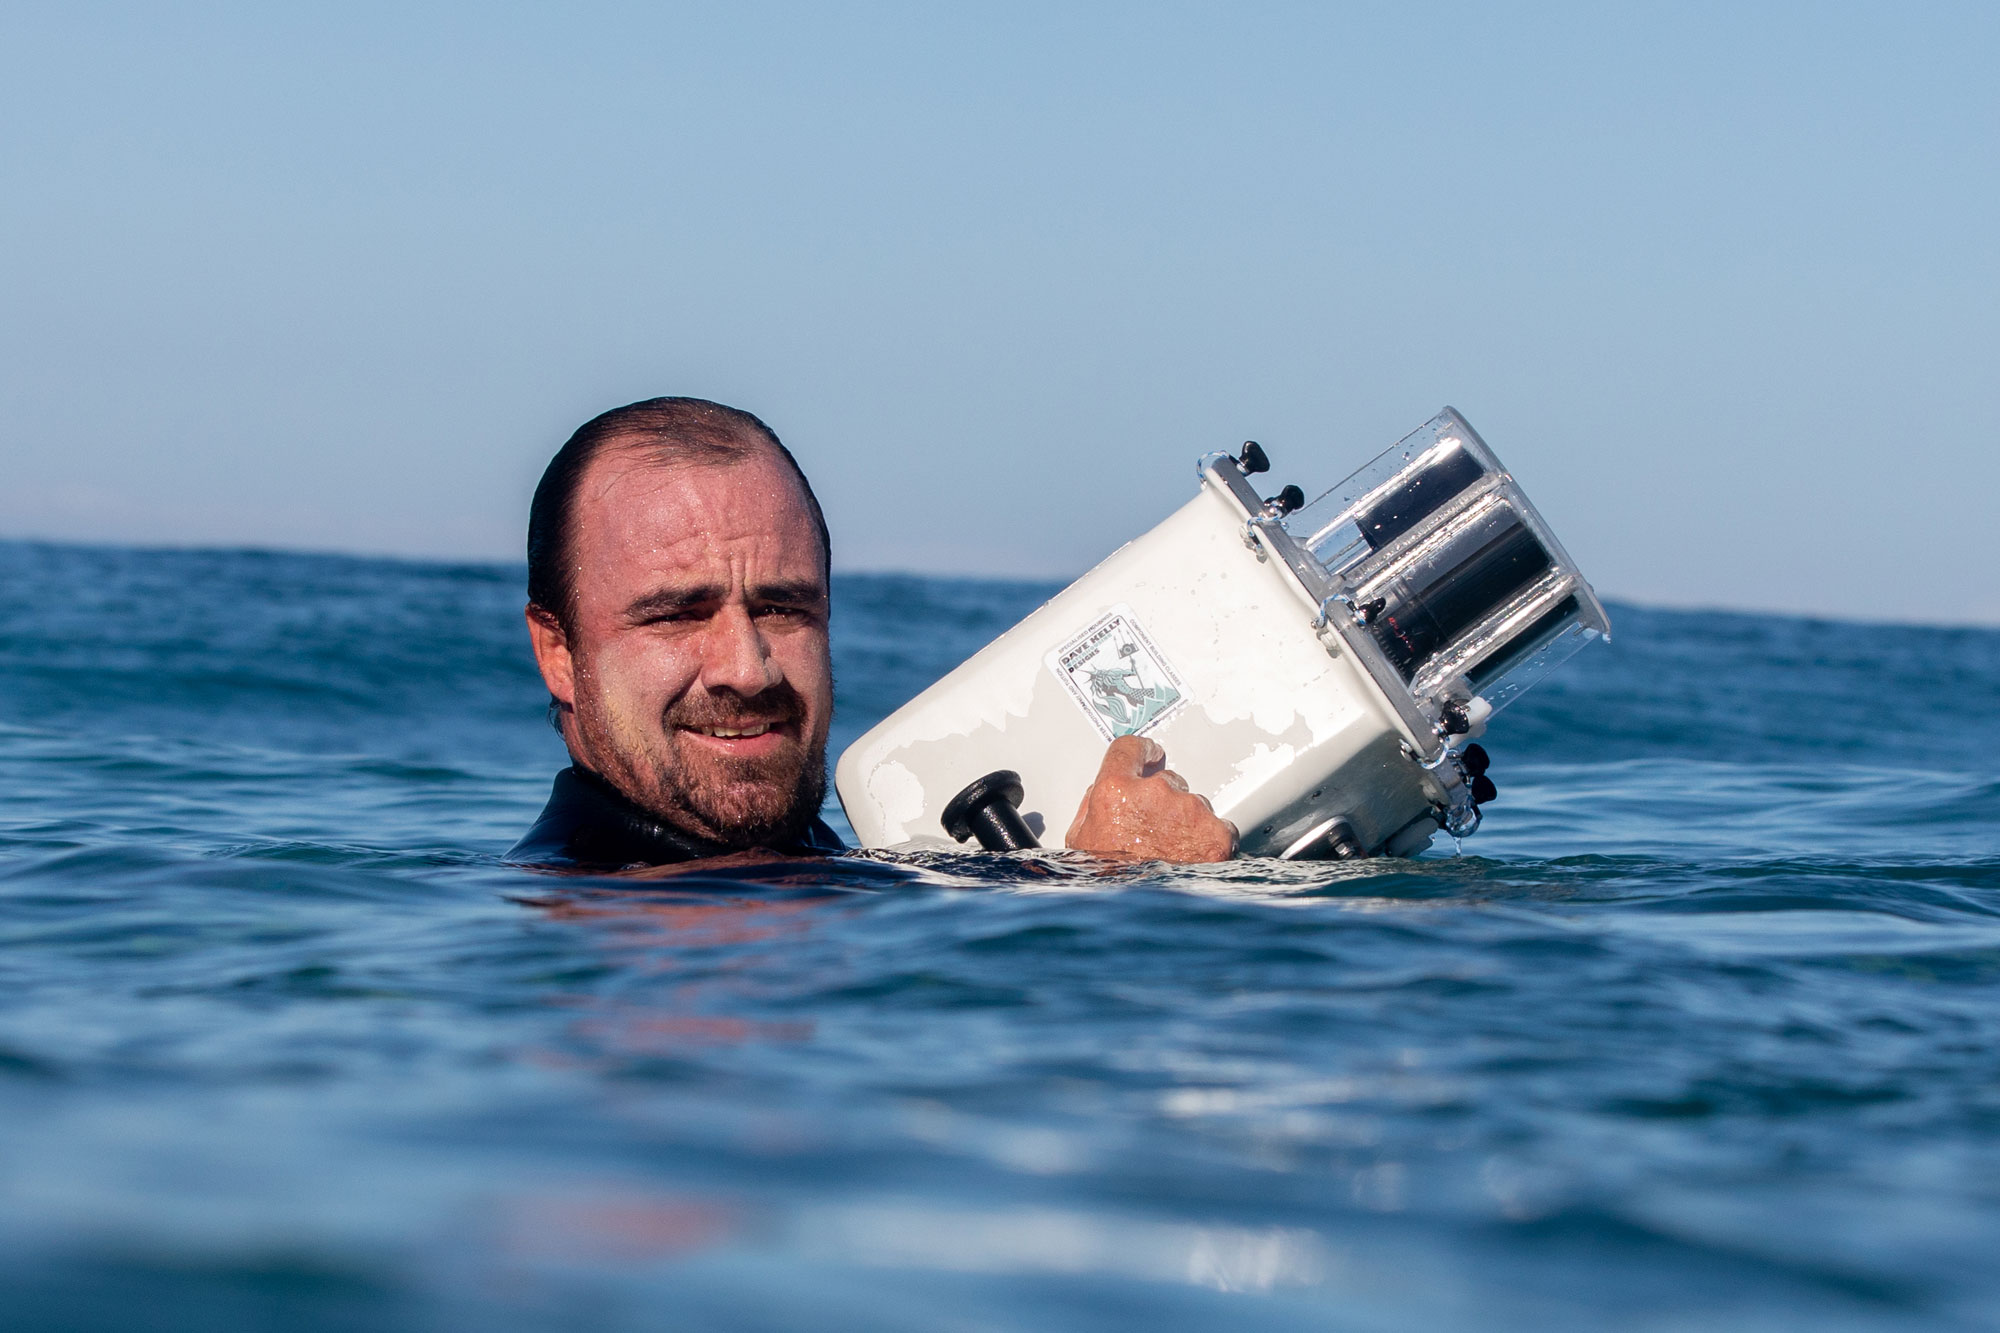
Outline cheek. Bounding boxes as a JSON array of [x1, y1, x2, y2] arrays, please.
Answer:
[[773, 633, 834, 712], [579, 635, 701, 722]]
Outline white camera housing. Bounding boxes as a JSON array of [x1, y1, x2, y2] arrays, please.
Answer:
[[835, 409, 1609, 859]]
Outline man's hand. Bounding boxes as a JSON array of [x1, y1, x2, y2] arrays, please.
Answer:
[[1064, 736, 1238, 863]]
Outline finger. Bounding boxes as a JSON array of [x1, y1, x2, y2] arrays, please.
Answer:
[[1160, 769, 1189, 794], [1065, 785, 1096, 846], [1097, 734, 1164, 781]]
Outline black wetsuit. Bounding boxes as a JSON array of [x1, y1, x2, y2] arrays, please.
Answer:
[[508, 765, 846, 870]]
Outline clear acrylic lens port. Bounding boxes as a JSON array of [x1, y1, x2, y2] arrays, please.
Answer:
[[1282, 409, 1609, 720]]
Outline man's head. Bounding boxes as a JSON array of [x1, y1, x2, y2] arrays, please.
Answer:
[[525, 398, 834, 850]]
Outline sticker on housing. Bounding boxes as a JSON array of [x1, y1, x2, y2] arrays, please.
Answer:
[[1046, 604, 1188, 741]]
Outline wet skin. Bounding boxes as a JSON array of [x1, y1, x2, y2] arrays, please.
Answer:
[[1067, 735, 1238, 863], [526, 446, 834, 850]]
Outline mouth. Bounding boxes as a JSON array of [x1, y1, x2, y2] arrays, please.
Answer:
[[690, 723, 775, 739], [676, 718, 798, 758]]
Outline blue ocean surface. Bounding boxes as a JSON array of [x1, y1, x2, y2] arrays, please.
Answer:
[[2, 539, 1998, 1331]]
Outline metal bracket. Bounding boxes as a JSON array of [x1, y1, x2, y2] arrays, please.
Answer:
[[1441, 801, 1483, 839], [1241, 514, 1278, 560], [1311, 592, 1361, 631], [1402, 740, 1482, 838]]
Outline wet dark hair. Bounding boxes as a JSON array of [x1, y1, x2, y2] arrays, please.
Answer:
[[526, 397, 831, 633]]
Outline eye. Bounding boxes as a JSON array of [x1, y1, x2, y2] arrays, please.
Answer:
[[754, 603, 813, 623], [757, 598, 830, 627], [634, 603, 719, 628]]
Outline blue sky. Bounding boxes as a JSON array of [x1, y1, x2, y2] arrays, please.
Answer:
[[2, 2, 1995, 623]]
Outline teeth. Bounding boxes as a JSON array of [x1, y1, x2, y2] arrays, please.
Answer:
[[696, 723, 773, 738]]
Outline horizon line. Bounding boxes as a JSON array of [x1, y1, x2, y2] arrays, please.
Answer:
[[3, 532, 1993, 634]]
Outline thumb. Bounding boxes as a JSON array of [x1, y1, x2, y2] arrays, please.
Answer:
[[1098, 734, 1164, 780]]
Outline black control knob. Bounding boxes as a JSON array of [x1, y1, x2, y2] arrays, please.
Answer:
[[1263, 484, 1305, 517], [1237, 441, 1270, 475], [941, 770, 1040, 851], [1460, 744, 1496, 805]]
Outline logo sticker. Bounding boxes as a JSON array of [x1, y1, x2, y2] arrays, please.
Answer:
[[1047, 604, 1187, 741]]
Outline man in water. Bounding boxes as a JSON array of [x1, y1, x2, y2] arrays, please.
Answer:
[[510, 397, 1236, 870]]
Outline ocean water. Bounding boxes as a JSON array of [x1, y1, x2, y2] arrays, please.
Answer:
[[2, 539, 1998, 1332]]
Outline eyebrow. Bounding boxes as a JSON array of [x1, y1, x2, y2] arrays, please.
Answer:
[[621, 580, 828, 623]]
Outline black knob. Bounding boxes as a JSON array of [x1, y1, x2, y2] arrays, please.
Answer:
[[1264, 484, 1305, 516], [1237, 441, 1270, 475], [941, 770, 1040, 851], [1460, 743, 1495, 805]]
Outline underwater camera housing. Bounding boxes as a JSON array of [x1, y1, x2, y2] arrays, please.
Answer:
[[834, 409, 1610, 859]]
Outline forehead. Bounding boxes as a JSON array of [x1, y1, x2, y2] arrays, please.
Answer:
[[568, 445, 825, 590]]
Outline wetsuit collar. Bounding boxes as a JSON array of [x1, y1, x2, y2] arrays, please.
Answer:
[[508, 764, 845, 869]]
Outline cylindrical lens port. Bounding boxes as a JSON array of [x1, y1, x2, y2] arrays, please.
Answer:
[[1366, 512, 1552, 679], [1354, 442, 1488, 550]]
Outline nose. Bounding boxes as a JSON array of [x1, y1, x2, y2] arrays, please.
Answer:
[[699, 603, 782, 697]]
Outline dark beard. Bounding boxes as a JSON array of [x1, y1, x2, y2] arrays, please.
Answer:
[[665, 736, 829, 851], [643, 684, 829, 851]]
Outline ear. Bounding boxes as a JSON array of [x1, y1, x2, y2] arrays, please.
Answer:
[[525, 605, 576, 707]]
